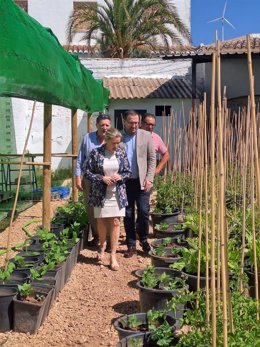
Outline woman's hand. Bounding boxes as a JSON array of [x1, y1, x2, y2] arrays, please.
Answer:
[[102, 176, 114, 185], [111, 174, 122, 182]]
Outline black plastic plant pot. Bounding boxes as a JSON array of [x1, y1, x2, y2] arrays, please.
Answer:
[[114, 313, 149, 340], [116, 333, 154, 347], [31, 285, 54, 324], [0, 287, 17, 332], [246, 269, 260, 298], [182, 271, 207, 292], [153, 227, 185, 240], [114, 313, 177, 341], [8, 271, 29, 283], [137, 281, 186, 323], [136, 268, 187, 324], [32, 277, 56, 307], [116, 332, 179, 347], [13, 292, 48, 334], [151, 237, 183, 249], [150, 210, 181, 228], [149, 249, 181, 268], [50, 223, 64, 239]]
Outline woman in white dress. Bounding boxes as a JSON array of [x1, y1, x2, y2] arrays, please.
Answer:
[[84, 128, 131, 270]]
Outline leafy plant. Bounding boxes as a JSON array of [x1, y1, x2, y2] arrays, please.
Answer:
[[155, 223, 170, 231], [141, 266, 158, 289], [141, 266, 185, 291], [0, 262, 16, 281], [176, 290, 260, 346], [18, 283, 34, 298], [170, 238, 207, 275], [121, 314, 142, 329]]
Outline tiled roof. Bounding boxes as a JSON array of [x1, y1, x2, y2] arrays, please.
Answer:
[[102, 77, 200, 99], [164, 34, 260, 58]]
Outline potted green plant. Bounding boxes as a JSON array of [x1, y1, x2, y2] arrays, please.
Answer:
[[153, 223, 185, 239], [115, 306, 178, 338], [136, 266, 188, 323], [149, 245, 182, 268], [13, 282, 52, 334]]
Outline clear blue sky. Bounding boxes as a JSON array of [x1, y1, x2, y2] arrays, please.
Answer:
[[191, 0, 260, 46]]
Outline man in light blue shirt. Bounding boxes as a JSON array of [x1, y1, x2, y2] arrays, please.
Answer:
[[75, 114, 111, 243]]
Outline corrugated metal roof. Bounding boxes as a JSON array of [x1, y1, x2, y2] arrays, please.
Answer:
[[164, 34, 260, 58], [102, 77, 200, 99]]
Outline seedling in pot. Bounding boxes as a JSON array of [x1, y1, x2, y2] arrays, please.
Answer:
[[141, 266, 158, 289], [155, 223, 169, 231], [18, 283, 45, 303]]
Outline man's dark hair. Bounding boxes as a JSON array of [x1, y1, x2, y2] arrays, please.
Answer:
[[141, 113, 156, 124], [123, 110, 139, 120]]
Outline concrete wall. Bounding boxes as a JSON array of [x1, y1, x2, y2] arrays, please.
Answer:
[[198, 57, 260, 103]]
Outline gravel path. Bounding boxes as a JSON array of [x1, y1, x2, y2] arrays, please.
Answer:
[[0, 201, 151, 347]]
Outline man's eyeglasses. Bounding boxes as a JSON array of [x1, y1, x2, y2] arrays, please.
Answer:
[[97, 114, 111, 121]]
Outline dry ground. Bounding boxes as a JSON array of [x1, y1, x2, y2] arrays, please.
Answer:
[[0, 200, 151, 347]]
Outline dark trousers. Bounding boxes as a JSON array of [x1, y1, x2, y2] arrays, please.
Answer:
[[124, 179, 150, 248]]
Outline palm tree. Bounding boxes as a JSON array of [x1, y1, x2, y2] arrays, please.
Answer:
[[67, 0, 190, 58]]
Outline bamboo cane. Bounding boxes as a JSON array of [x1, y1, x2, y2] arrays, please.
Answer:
[[216, 39, 229, 347], [250, 123, 259, 320], [247, 35, 260, 247], [210, 52, 217, 347], [196, 104, 204, 304], [203, 94, 210, 323]]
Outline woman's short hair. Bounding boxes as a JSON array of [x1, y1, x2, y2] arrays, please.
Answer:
[[105, 128, 122, 141]]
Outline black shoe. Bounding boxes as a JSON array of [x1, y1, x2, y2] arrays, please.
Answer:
[[141, 241, 151, 254], [124, 247, 137, 258]]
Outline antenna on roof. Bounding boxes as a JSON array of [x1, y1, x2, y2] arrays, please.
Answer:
[[207, 1, 235, 41]]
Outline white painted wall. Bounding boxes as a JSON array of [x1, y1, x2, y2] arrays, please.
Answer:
[[12, 98, 88, 170]]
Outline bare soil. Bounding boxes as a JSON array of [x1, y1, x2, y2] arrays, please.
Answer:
[[0, 200, 151, 347]]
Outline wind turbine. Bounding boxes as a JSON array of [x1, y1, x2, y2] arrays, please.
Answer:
[[207, 1, 235, 41]]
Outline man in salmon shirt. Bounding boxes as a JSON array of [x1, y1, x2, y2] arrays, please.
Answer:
[[141, 113, 170, 175]]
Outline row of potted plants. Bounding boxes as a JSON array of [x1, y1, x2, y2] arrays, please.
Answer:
[[0, 197, 88, 334]]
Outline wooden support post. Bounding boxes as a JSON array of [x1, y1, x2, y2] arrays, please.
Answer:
[[87, 112, 93, 132], [71, 108, 78, 202], [43, 104, 52, 230]]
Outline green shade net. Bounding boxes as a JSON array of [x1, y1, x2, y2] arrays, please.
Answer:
[[0, 0, 109, 112]]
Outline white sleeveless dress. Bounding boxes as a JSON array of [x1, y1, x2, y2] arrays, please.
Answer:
[[94, 150, 125, 218]]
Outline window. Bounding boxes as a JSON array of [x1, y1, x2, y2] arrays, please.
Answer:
[[114, 110, 147, 130], [15, 0, 28, 12], [73, 1, 97, 32], [155, 106, 172, 117]]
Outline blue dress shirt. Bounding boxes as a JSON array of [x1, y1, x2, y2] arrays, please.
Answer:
[[123, 133, 139, 179], [75, 131, 103, 176]]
